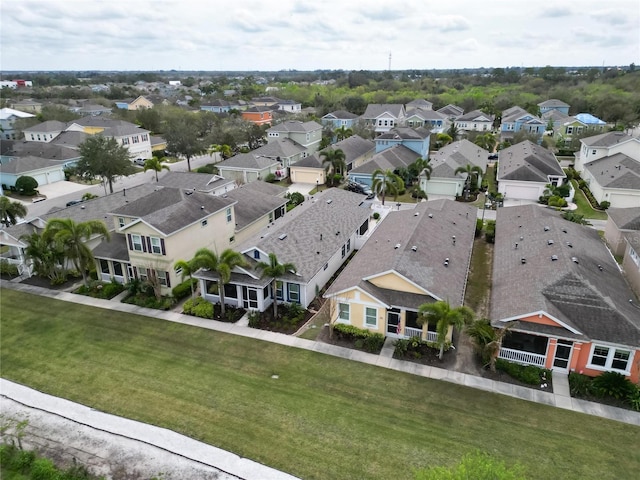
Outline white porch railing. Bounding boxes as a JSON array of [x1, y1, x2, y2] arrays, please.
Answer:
[[498, 347, 546, 366], [402, 327, 437, 343]]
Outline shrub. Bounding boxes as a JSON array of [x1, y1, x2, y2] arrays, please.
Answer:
[[599, 200, 610, 210], [548, 195, 567, 207], [172, 278, 197, 300], [31, 457, 59, 480], [495, 359, 551, 386], [0, 260, 19, 276], [287, 191, 305, 206], [592, 371, 636, 400], [183, 296, 207, 315], [628, 386, 640, 412], [15, 175, 39, 195], [485, 220, 496, 243], [475, 218, 483, 237], [101, 282, 124, 299], [372, 212, 380, 220], [247, 310, 260, 328], [333, 323, 384, 353], [411, 187, 427, 199], [193, 299, 213, 318], [569, 372, 594, 397], [264, 173, 277, 183]]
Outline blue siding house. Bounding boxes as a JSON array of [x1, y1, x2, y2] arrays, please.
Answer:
[[375, 127, 431, 157]]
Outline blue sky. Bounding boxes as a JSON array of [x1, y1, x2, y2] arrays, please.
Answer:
[[1, 0, 638, 71]]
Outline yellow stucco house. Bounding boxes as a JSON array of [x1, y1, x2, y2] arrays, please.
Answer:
[[324, 199, 477, 343]]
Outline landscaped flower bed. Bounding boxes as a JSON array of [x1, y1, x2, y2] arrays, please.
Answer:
[[182, 296, 246, 322], [569, 371, 639, 411], [248, 303, 313, 334]]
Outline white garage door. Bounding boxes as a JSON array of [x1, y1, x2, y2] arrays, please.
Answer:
[[609, 193, 640, 208], [425, 180, 458, 196], [504, 184, 540, 201]]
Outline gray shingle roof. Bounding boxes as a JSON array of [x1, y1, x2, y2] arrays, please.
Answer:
[[218, 139, 305, 170], [23, 120, 67, 133], [0, 156, 63, 174], [584, 153, 640, 189], [406, 99, 433, 109], [490, 205, 640, 347], [267, 120, 322, 134], [428, 139, 489, 179], [68, 117, 149, 136], [607, 207, 640, 230], [325, 199, 477, 308], [328, 135, 375, 163], [225, 183, 287, 231], [377, 127, 431, 141], [456, 109, 494, 122], [349, 145, 418, 175], [157, 172, 235, 193], [50, 131, 89, 149], [112, 188, 236, 236], [538, 99, 570, 108], [323, 110, 359, 120], [405, 108, 447, 121], [580, 131, 633, 148], [362, 104, 405, 119], [92, 233, 129, 261], [237, 188, 371, 283], [437, 104, 464, 117], [498, 141, 564, 181], [541, 109, 570, 122], [294, 154, 323, 168], [2, 141, 80, 161]]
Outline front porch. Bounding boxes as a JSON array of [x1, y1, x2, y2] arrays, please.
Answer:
[[497, 331, 549, 368], [385, 309, 438, 343]]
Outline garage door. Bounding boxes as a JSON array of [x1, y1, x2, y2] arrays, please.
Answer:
[[609, 193, 640, 208], [425, 180, 458, 196], [291, 169, 323, 184], [504, 184, 540, 200]]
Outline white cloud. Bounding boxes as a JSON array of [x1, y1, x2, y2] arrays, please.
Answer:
[[1, 0, 638, 71]]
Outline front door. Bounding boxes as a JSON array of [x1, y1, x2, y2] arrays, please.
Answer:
[[553, 340, 573, 372], [386, 309, 401, 337]]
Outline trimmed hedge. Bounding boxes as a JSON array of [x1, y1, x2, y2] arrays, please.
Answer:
[[172, 278, 197, 300], [333, 323, 385, 353], [495, 359, 551, 386]]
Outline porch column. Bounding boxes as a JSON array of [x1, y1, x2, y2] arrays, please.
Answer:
[[570, 343, 582, 372], [545, 338, 557, 370]]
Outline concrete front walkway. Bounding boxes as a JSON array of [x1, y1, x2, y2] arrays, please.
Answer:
[[3, 281, 639, 427]]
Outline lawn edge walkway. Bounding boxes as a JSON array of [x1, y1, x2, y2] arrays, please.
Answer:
[[2, 281, 639, 427]]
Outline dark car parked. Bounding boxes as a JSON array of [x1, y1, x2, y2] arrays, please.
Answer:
[[346, 181, 375, 199]]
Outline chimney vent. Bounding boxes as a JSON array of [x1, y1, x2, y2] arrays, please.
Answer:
[[428, 213, 433, 218], [444, 258, 449, 267], [544, 226, 550, 231], [394, 243, 401, 249], [521, 258, 526, 264], [598, 264, 603, 271], [411, 246, 417, 252], [551, 255, 558, 261], [548, 239, 554, 245], [278, 233, 287, 240], [571, 256, 579, 264]]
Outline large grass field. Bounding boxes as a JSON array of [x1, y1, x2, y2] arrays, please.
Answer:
[[1, 289, 638, 479]]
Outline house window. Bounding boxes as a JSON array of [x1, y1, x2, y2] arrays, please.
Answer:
[[201, 219, 208, 227], [118, 217, 125, 228], [588, 345, 633, 374], [138, 267, 148, 281], [365, 307, 377, 328], [30, 134, 34, 140], [157, 271, 169, 286], [242, 286, 258, 309], [338, 303, 350, 322], [229, 236, 235, 243], [100, 259, 110, 274], [226, 207, 232, 223], [592, 150, 596, 155], [276, 281, 283, 300], [132, 136, 139, 144], [342, 245, 346, 258], [37, 134, 41, 140], [122, 137, 130, 145], [630, 247, 639, 267], [567, 126, 573, 135], [288, 283, 300, 303], [347, 239, 351, 252], [131, 234, 143, 252], [113, 262, 123, 276], [323, 263, 328, 271], [150, 237, 162, 255], [175, 266, 183, 276], [141, 134, 148, 141]]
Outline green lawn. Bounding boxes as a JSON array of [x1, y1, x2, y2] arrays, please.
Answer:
[[1, 289, 638, 480], [570, 180, 608, 220], [464, 238, 492, 317]]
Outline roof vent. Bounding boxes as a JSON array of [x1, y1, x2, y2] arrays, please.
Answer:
[[201, 205, 204, 209], [394, 243, 401, 249], [80, 205, 85, 209], [411, 246, 417, 252], [335, 231, 340, 235], [278, 233, 287, 240], [326, 199, 332, 204], [544, 226, 550, 231], [444, 257, 449, 267], [428, 213, 433, 218], [414, 212, 419, 216], [515, 243, 518, 249], [566, 242, 573, 248], [562, 228, 568, 234], [598, 264, 604, 271], [519, 236, 524, 241], [551, 255, 558, 261], [548, 240, 554, 245], [521, 258, 526, 264], [571, 257, 579, 264]]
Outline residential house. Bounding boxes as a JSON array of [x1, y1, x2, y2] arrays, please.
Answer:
[[575, 113, 607, 131], [70, 103, 112, 116], [436, 104, 464, 121], [276, 99, 302, 114], [216, 138, 305, 183], [321, 110, 359, 130], [361, 104, 406, 135], [194, 188, 371, 311], [23, 121, 67, 142], [404, 108, 448, 133], [574, 131, 639, 172], [324, 199, 476, 342], [289, 135, 375, 184], [65, 117, 153, 159], [541, 109, 570, 133], [10, 99, 42, 114], [490, 205, 640, 383], [500, 106, 545, 140], [348, 145, 420, 187], [419, 139, 489, 198], [200, 99, 233, 113], [604, 207, 640, 296], [581, 153, 640, 208], [266, 120, 323, 155], [0, 108, 35, 140], [375, 127, 431, 157], [115, 96, 154, 111], [157, 171, 237, 196], [406, 99, 433, 111], [497, 140, 565, 200], [95, 188, 237, 293], [250, 96, 281, 107], [242, 106, 273, 126], [553, 116, 589, 147], [538, 99, 570, 116], [454, 110, 494, 133]]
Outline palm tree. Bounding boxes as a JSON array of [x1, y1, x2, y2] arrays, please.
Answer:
[[335, 125, 353, 141], [417, 300, 474, 359], [0, 196, 28, 227], [43, 218, 110, 286], [208, 144, 233, 160], [21, 231, 66, 283], [192, 248, 247, 317], [255, 253, 296, 319], [143, 158, 170, 182], [409, 157, 432, 184], [447, 122, 460, 141], [174, 258, 198, 298], [454, 164, 483, 200], [320, 148, 346, 186], [371, 168, 404, 205], [474, 132, 497, 152], [466, 318, 512, 372]]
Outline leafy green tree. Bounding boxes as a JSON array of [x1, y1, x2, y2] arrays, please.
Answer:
[[371, 168, 404, 205], [0, 196, 27, 227], [193, 248, 248, 317], [335, 125, 353, 141], [474, 132, 497, 152], [143, 157, 170, 182], [408, 157, 432, 185], [256, 253, 297, 319], [43, 218, 110, 286], [454, 164, 483, 199], [418, 300, 474, 359], [21, 231, 66, 283], [447, 122, 460, 141], [174, 258, 199, 299], [320, 148, 346, 186], [15, 176, 39, 196], [164, 111, 206, 171], [135, 108, 162, 133], [77, 136, 136, 193], [208, 144, 233, 160]]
